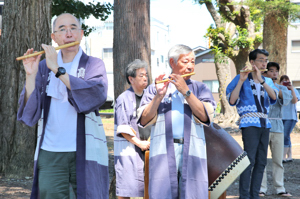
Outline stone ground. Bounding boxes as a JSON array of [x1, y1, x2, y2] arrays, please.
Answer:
[[1, 118, 300, 199]]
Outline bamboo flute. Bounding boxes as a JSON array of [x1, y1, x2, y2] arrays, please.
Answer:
[[240, 69, 268, 73], [16, 41, 80, 61], [155, 72, 195, 84]]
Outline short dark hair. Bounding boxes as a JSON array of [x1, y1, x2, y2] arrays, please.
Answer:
[[267, 62, 280, 71], [249, 49, 269, 61]]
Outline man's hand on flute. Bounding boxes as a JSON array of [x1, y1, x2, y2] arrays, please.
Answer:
[[155, 74, 169, 97], [22, 48, 41, 76], [169, 74, 189, 95], [41, 44, 59, 73]]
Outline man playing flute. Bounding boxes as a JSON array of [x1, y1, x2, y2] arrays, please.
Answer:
[[226, 49, 277, 199], [138, 44, 216, 198], [17, 13, 109, 199]]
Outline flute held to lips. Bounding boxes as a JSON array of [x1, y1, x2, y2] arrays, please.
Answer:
[[16, 41, 80, 61], [155, 72, 195, 84]]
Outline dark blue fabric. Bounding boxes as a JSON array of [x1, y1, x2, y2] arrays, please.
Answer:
[[239, 127, 269, 199]]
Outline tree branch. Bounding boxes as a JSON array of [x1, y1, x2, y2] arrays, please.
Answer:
[[204, 1, 222, 28]]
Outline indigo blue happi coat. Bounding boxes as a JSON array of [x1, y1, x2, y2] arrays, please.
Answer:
[[138, 79, 216, 199], [17, 53, 109, 199], [114, 87, 146, 197], [226, 74, 277, 129]]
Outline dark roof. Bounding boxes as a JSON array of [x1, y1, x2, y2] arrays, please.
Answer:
[[195, 49, 212, 58]]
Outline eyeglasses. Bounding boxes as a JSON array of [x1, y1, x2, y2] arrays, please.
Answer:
[[53, 27, 81, 35], [255, 59, 269, 64]]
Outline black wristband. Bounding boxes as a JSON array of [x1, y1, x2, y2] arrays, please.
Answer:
[[260, 80, 265, 85]]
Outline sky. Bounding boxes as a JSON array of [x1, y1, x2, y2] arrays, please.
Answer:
[[150, 0, 214, 49], [84, 0, 215, 49]]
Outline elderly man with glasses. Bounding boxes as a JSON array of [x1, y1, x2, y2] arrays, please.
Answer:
[[226, 49, 277, 199], [17, 13, 109, 199]]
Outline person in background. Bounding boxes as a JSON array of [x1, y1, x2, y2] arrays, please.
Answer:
[[17, 13, 109, 199], [280, 75, 300, 163], [226, 49, 277, 199], [259, 62, 292, 197], [114, 59, 151, 199]]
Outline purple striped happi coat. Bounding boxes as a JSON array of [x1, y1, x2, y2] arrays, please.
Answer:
[[17, 52, 109, 199]]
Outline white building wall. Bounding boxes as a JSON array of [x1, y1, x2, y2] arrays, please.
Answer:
[[287, 0, 300, 87], [150, 17, 172, 82], [81, 1, 171, 100]]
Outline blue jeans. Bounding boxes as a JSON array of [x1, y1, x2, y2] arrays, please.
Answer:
[[239, 127, 270, 199], [283, 120, 297, 148]]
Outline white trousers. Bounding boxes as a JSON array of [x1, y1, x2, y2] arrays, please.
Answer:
[[260, 132, 286, 194]]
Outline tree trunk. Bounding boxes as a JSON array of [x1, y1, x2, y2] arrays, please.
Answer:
[[263, 12, 288, 76], [111, 1, 150, 197], [0, 0, 52, 178], [214, 59, 238, 123], [232, 48, 250, 74], [113, 0, 151, 101]]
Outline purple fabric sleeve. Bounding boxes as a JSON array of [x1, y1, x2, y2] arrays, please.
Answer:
[[17, 61, 45, 127], [194, 81, 217, 109], [136, 84, 157, 128], [68, 57, 108, 114], [192, 81, 216, 126], [114, 93, 130, 137], [140, 84, 156, 107]]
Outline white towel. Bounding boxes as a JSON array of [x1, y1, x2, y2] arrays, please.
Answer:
[[47, 47, 83, 99]]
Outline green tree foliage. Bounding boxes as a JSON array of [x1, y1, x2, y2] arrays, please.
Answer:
[[197, 0, 262, 72], [244, 0, 300, 26], [197, 0, 300, 72], [52, 0, 113, 36], [207, 25, 262, 64]]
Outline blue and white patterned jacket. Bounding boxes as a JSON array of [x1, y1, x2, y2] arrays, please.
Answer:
[[226, 74, 277, 129]]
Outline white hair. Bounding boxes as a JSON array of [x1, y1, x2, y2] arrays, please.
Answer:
[[168, 44, 195, 68]]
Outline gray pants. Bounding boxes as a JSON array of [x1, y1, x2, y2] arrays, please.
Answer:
[[260, 132, 285, 194], [239, 127, 270, 199], [38, 149, 77, 199]]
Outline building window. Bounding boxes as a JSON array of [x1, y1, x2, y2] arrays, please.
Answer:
[[103, 48, 113, 59], [203, 80, 219, 93], [161, 55, 164, 63], [105, 22, 113, 30], [157, 58, 159, 67], [291, 40, 300, 52], [202, 58, 215, 62]]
